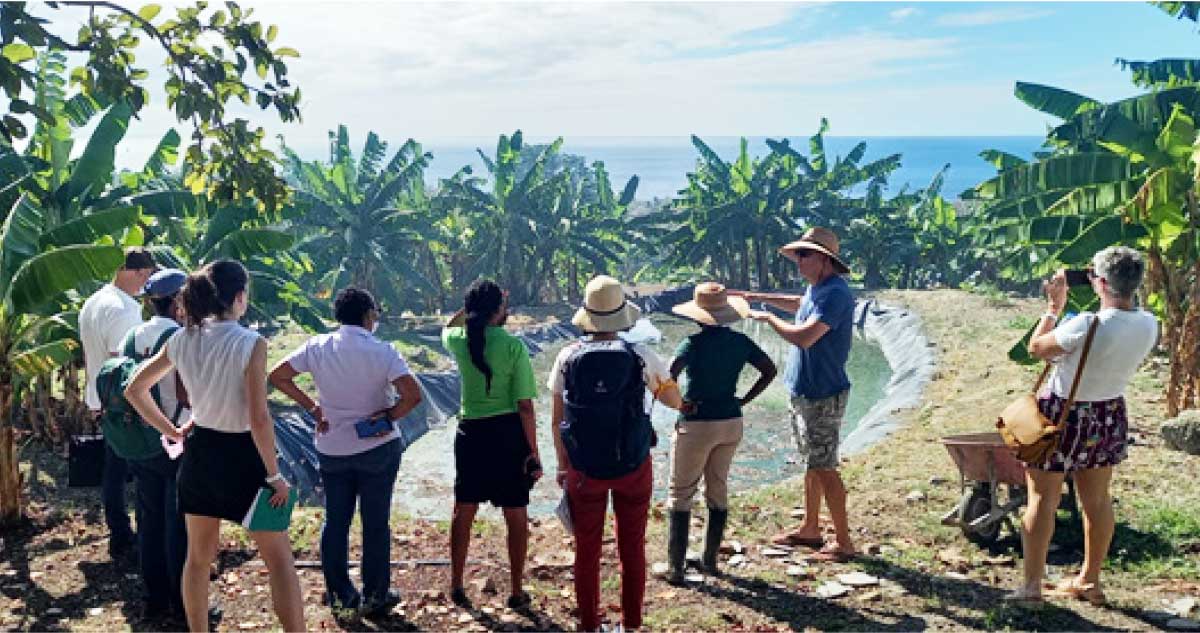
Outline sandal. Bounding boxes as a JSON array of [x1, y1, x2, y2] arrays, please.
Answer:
[[1003, 586, 1044, 606], [809, 544, 857, 563], [1048, 578, 1106, 606], [770, 530, 825, 548]]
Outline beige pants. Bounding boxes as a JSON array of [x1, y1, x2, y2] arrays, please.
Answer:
[[667, 417, 744, 512]]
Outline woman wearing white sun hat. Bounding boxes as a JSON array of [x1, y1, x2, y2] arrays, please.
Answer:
[[548, 275, 682, 632]]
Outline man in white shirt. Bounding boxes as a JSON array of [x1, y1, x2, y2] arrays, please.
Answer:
[[78, 247, 157, 559], [124, 268, 190, 621]]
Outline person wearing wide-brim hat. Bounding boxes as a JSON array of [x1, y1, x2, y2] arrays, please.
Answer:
[[732, 226, 859, 562], [656, 282, 776, 584], [548, 275, 682, 632]]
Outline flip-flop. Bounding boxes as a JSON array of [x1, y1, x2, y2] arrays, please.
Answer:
[[770, 533, 826, 548], [809, 547, 857, 563]]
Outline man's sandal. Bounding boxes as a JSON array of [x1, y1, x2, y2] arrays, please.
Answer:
[[1048, 578, 1106, 607]]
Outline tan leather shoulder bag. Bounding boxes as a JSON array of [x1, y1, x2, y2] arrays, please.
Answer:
[[997, 316, 1100, 464]]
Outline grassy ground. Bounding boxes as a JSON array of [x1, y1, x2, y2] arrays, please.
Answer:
[[2, 289, 1198, 631]]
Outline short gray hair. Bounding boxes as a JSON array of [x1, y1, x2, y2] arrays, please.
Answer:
[[1092, 246, 1144, 300]]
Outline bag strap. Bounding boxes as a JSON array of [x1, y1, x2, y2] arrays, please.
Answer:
[[121, 330, 138, 358], [150, 326, 179, 358], [1054, 316, 1101, 429]]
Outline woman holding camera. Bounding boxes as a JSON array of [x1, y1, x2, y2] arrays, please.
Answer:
[[442, 280, 541, 609], [1011, 247, 1158, 605]]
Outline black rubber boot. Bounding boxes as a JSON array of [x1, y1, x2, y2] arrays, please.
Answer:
[[702, 507, 729, 575], [666, 510, 690, 585]]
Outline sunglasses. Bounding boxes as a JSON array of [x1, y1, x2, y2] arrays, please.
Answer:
[[792, 249, 816, 260]]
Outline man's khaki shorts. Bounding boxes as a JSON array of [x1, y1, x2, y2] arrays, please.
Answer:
[[789, 391, 849, 470]]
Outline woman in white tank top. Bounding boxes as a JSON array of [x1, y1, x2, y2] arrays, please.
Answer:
[[125, 259, 304, 632]]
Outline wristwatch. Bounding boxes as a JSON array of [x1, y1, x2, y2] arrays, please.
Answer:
[[265, 472, 285, 484]]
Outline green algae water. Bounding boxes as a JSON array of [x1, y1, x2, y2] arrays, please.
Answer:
[[394, 314, 891, 517]]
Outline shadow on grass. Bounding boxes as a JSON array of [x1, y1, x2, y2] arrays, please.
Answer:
[[855, 557, 1125, 631], [694, 571, 926, 631]]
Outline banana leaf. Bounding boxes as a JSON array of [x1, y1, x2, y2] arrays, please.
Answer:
[[39, 205, 141, 248], [1054, 215, 1150, 264], [6, 244, 124, 314], [66, 101, 132, 202], [9, 338, 79, 378], [1015, 82, 1101, 119]]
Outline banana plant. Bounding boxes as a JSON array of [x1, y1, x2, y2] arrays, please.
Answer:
[[283, 125, 440, 313], [434, 131, 573, 304], [968, 58, 1200, 414], [0, 190, 127, 524]]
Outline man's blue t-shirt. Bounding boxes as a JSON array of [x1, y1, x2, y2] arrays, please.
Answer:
[[784, 275, 855, 399]]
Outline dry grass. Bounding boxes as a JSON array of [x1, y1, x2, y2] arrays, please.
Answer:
[[2, 289, 1198, 631]]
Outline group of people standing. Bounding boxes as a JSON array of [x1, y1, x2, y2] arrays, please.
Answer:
[[78, 224, 1158, 631], [436, 226, 863, 630]]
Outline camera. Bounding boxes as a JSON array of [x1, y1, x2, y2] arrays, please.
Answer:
[[1064, 269, 1092, 287]]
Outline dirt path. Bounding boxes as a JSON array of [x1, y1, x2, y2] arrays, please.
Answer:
[[2, 289, 1198, 631]]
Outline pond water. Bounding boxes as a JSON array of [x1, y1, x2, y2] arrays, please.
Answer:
[[393, 314, 892, 518]]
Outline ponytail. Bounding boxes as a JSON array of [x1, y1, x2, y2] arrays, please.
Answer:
[[462, 279, 504, 394], [180, 259, 249, 328]]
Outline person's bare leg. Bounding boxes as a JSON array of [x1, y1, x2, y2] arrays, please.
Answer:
[[502, 507, 529, 599], [1072, 467, 1115, 587], [182, 515, 221, 632], [450, 503, 478, 592], [796, 470, 824, 537], [1019, 468, 1066, 595], [817, 469, 854, 552], [250, 530, 305, 631]]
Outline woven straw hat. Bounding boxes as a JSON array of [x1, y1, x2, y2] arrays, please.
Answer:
[[572, 275, 641, 333], [671, 282, 749, 326], [779, 226, 850, 274]]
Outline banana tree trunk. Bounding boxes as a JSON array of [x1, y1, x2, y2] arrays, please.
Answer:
[[0, 379, 21, 526]]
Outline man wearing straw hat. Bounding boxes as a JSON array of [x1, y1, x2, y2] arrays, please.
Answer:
[[735, 227, 857, 562], [661, 282, 776, 584]]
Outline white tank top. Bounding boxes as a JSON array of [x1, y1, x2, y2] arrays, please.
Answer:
[[166, 320, 262, 433]]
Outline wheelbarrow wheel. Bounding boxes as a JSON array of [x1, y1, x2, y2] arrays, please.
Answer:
[[959, 485, 1001, 545]]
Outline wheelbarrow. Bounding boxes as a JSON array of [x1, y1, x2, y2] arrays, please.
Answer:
[[939, 432, 1077, 545]]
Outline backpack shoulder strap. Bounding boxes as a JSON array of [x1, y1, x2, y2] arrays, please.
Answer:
[[150, 326, 179, 358], [121, 329, 138, 359]]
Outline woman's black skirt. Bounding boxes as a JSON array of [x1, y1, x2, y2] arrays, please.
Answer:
[[177, 426, 268, 522]]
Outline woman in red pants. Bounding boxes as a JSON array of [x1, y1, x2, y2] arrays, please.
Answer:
[[549, 275, 682, 631]]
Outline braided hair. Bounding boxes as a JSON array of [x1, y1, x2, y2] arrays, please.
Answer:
[[463, 279, 504, 394]]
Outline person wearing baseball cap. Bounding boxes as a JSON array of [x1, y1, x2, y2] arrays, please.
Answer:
[[123, 267, 191, 622], [732, 226, 858, 562], [78, 246, 160, 561]]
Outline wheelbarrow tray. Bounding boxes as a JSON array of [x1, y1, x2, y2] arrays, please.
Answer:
[[940, 432, 1027, 487]]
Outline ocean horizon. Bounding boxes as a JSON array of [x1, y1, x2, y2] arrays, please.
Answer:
[[418, 135, 1046, 202]]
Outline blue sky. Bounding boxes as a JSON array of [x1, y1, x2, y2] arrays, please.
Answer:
[[102, 2, 1200, 164]]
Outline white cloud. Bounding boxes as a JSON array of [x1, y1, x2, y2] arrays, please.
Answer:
[[106, 2, 963, 167], [889, 7, 919, 21], [935, 7, 1052, 28]]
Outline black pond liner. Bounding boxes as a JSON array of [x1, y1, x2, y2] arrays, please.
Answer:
[[271, 321, 586, 503], [272, 286, 917, 503]]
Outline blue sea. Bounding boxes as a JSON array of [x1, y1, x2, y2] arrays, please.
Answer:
[[422, 136, 1046, 202]]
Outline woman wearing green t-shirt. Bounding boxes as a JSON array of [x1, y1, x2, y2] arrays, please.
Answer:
[[441, 279, 541, 610]]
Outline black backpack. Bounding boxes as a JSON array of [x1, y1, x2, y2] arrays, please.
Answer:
[[560, 340, 653, 479]]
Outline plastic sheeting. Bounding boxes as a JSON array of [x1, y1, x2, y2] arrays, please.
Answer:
[[271, 285, 835, 502]]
